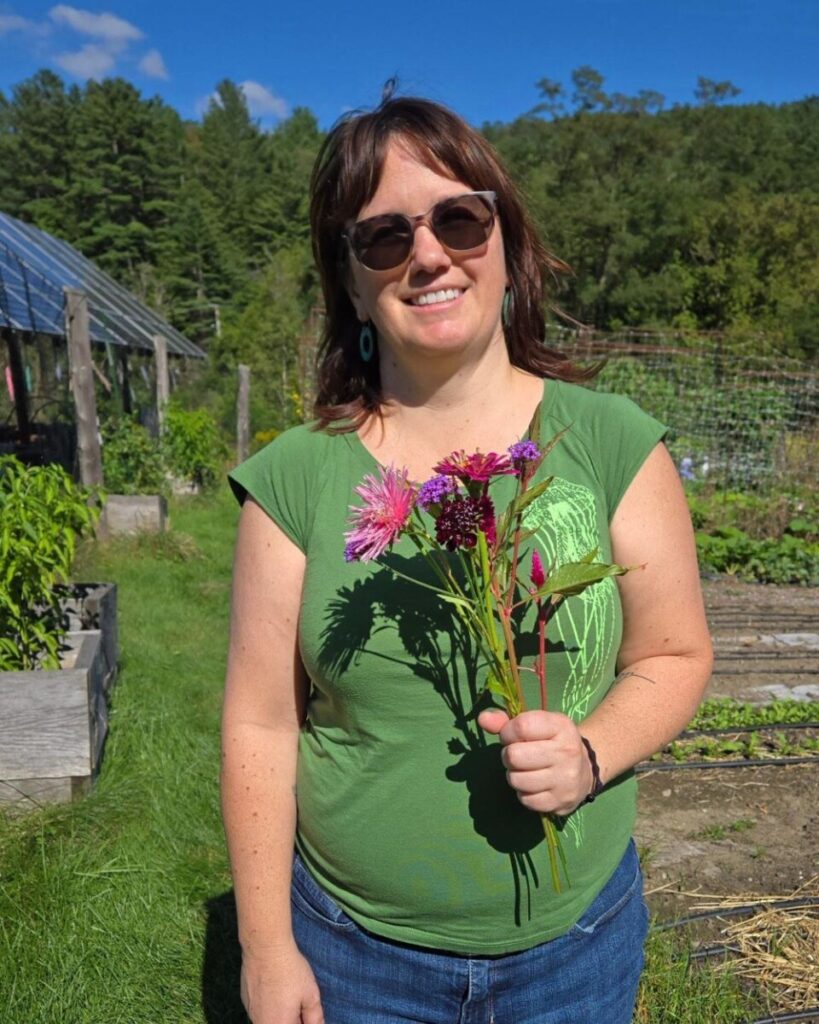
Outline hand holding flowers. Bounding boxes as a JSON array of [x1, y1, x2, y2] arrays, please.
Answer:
[[344, 431, 635, 891]]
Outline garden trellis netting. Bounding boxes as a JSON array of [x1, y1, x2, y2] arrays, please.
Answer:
[[547, 328, 818, 491]]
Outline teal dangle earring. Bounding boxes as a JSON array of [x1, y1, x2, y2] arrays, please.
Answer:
[[502, 288, 512, 328], [359, 321, 375, 363]]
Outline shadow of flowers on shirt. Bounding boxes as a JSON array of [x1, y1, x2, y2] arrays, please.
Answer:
[[316, 550, 570, 925]]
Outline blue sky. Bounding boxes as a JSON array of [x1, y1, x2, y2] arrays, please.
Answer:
[[1, 0, 817, 129]]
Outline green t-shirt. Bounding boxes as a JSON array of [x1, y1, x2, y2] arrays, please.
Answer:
[[228, 378, 667, 954]]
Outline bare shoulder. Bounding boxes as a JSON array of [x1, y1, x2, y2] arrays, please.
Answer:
[[224, 498, 308, 724], [610, 443, 712, 665]]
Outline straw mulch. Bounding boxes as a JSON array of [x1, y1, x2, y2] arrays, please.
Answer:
[[692, 877, 819, 1012]]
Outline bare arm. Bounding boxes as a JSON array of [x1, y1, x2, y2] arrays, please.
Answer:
[[479, 443, 713, 813], [221, 498, 323, 1023]]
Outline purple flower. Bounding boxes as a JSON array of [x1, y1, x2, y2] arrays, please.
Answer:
[[344, 465, 416, 563], [508, 440, 541, 467], [434, 496, 496, 551], [417, 474, 459, 510], [433, 450, 516, 483]]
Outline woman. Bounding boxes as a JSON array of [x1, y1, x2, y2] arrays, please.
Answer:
[[222, 93, 712, 1024]]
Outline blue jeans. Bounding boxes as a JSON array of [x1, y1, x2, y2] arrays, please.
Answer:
[[291, 840, 648, 1023]]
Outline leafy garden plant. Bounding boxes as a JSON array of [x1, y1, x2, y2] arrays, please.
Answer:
[[160, 403, 227, 489], [101, 417, 167, 495], [0, 456, 99, 671], [344, 433, 632, 891]]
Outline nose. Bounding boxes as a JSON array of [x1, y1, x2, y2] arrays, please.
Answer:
[[410, 223, 452, 275]]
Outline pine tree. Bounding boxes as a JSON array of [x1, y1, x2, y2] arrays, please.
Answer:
[[0, 70, 80, 236]]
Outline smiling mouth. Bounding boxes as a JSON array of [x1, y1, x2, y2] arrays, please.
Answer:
[[408, 288, 464, 306]]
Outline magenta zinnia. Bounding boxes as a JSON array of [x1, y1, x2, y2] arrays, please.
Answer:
[[433, 450, 516, 482], [344, 466, 417, 563]]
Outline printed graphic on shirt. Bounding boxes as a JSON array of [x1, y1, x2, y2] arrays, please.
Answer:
[[523, 476, 620, 849]]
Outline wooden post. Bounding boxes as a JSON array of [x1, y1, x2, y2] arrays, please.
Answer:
[[237, 364, 250, 463], [3, 329, 32, 442], [119, 349, 132, 414], [104, 342, 123, 416], [64, 289, 103, 487], [154, 335, 169, 431]]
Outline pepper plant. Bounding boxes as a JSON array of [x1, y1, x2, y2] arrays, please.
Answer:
[[0, 456, 100, 670]]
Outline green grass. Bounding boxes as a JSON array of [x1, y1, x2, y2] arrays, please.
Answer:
[[0, 487, 761, 1021], [635, 930, 762, 1023], [690, 818, 757, 842], [0, 488, 245, 1023]]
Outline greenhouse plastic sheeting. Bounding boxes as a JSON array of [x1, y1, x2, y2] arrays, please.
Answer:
[[0, 211, 204, 357]]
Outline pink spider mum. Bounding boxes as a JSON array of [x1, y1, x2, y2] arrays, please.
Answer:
[[344, 465, 416, 563], [433, 450, 517, 483]]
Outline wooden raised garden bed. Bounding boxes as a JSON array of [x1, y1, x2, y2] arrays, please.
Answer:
[[103, 494, 167, 535], [0, 583, 118, 808]]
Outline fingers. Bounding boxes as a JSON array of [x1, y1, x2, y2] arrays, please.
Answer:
[[479, 710, 591, 815], [476, 708, 510, 734], [302, 993, 325, 1024]]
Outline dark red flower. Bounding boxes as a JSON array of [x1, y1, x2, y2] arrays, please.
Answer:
[[434, 495, 496, 551]]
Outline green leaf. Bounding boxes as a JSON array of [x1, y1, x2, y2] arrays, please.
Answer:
[[485, 672, 509, 697], [511, 476, 554, 516], [531, 559, 633, 602]]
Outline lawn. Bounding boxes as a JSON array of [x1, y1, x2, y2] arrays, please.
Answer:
[[0, 486, 759, 1022]]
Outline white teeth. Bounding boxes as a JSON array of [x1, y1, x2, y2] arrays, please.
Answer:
[[411, 288, 462, 306]]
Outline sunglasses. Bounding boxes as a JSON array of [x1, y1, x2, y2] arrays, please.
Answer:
[[344, 191, 497, 271]]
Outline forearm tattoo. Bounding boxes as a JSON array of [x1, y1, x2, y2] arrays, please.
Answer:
[[614, 669, 658, 686]]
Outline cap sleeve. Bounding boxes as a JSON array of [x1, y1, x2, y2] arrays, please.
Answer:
[[594, 393, 668, 520], [227, 426, 316, 552]]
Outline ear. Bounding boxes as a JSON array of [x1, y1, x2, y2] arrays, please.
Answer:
[[344, 268, 369, 323]]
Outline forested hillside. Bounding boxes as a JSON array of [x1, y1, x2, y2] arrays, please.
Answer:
[[1, 69, 817, 426]]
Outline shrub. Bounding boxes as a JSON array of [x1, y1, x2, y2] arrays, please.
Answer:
[[696, 526, 819, 585], [101, 417, 166, 495], [0, 457, 100, 670], [161, 403, 226, 489]]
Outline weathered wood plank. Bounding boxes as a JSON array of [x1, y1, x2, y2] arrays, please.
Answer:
[[0, 776, 81, 806], [103, 494, 167, 535], [0, 668, 92, 777]]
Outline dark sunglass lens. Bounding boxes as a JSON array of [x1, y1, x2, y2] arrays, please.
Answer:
[[353, 215, 412, 270], [433, 195, 493, 251]]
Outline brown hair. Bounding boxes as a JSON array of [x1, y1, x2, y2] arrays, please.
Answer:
[[309, 93, 594, 431]]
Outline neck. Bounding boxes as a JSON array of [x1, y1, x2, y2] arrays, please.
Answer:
[[378, 328, 516, 414]]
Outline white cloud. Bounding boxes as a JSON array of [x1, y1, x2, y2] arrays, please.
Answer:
[[196, 82, 288, 121], [239, 80, 287, 119], [138, 48, 168, 80], [0, 14, 33, 34], [53, 42, 116, 79], [49, 5, 143, 47]]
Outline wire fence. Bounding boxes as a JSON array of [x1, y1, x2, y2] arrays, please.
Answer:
[[549, 328, 819, 492]]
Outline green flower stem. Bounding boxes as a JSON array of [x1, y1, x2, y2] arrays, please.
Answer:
[[541, 814, 568, 893], [536, 598, 547, 712]]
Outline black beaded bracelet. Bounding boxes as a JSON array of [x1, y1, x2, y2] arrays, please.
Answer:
[[580, 736, 605, 805]]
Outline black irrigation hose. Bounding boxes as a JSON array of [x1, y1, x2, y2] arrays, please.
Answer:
[[712, 668, 819, 676], [688, 943, 742, 960], [652, 897, 819, 932], [746, 1011, 819, 1024], [679, 722, 819, 738], [636, 756, 818, 772], [713, 655, 819, 663]]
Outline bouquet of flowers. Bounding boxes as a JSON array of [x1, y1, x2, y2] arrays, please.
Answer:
[[344, 431, 633, 891]]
